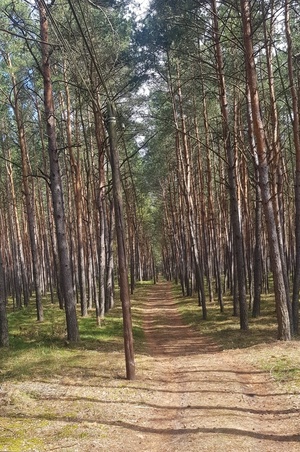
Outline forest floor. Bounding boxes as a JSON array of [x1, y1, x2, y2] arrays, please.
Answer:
[[1, 281, 300, 451]]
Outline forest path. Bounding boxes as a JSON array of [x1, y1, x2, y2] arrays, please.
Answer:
[[139, 280, 300, 451], [1, 281, 300, 451]]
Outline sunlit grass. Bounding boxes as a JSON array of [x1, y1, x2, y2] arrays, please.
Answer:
[[0, 285, 147, 383], [2, 280, 300, 390], [172, 282, 300, 390], [264, 355, 300, 383], [174, 284, 280, 349]]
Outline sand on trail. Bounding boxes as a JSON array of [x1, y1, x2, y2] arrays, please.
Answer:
[[1, 280, 300, 451], [136, 280, 300, 452]]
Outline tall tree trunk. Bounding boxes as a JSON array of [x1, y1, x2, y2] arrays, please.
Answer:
[[240, 0, 291, 340], [105, 198, 115, 312], [36, 96, 64, 307], [285, 0, 300, 335], [107, 101, 135, 380], [199, 66, 224, 310], [62, 67, 87, 317], [8, 59, 43, 321], [262, 0, 292, 328], [212, 0, 248, 330], [92, 92, 107, 323], [167, 57, 206, 315], [1, 136, 21, 309], [37, 0, 79, 342], [0, 251, 9, 347], [246, 87, 262, 317]]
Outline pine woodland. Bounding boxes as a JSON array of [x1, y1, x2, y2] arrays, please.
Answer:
[[1, 0, 300, 374]]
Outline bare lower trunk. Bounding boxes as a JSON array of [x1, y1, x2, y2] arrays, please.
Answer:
[[252, 178, 262, 318], [105, 199, 115, 312], [241, 0, 291, 340], [9, 62, 43, 321], [285, 0, 300, 335], [37, 0, 79, 342], [0, 253, 9, 347], [107, 101, 135, 380], [212, 0, 248, 330], [98, 196, 106, 320], [63, 70, 87, 317]]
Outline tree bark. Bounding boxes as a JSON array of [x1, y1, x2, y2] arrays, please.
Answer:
[[212, 0, 248, 330], [0, 252, 9, 347], [62, 66, 87, 317], [246, 87, 262, 318], [8, 58, 43, 321], [107, 101, 135, 380], [37, 0, 79, 342], [105, 198, 115, 312], [285, 0, 300, 335], [240, 0, 291, 340]]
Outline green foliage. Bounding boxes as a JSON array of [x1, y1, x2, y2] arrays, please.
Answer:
[[137, 0, 206, 53]]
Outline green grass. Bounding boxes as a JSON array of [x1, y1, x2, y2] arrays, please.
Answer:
[[2, 280, 300, 389], [0, 287, 146, 383], [0, 284, 150, 451], [172, 282, 300, 390], [1, 279, 300, 452], [173, 284, 280, 349], [259, 354, 300, 390], [266, 356, 300, 382], [0, 418, 45, 452]]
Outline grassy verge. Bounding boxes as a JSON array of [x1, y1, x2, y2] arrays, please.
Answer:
[[173, 283, 300, 389], [0, 283, 153, 451], [174, 287, 279, 348], [0, 285, 147, 384]]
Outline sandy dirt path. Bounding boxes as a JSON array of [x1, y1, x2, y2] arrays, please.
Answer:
[[139, 280, 300, 452], [1, 280, 300, 451]]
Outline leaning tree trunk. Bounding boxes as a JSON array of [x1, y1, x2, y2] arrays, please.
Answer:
[[240, 0, 291, 340], [37, 0, 79, 342], [107, 101, 135, 380]]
